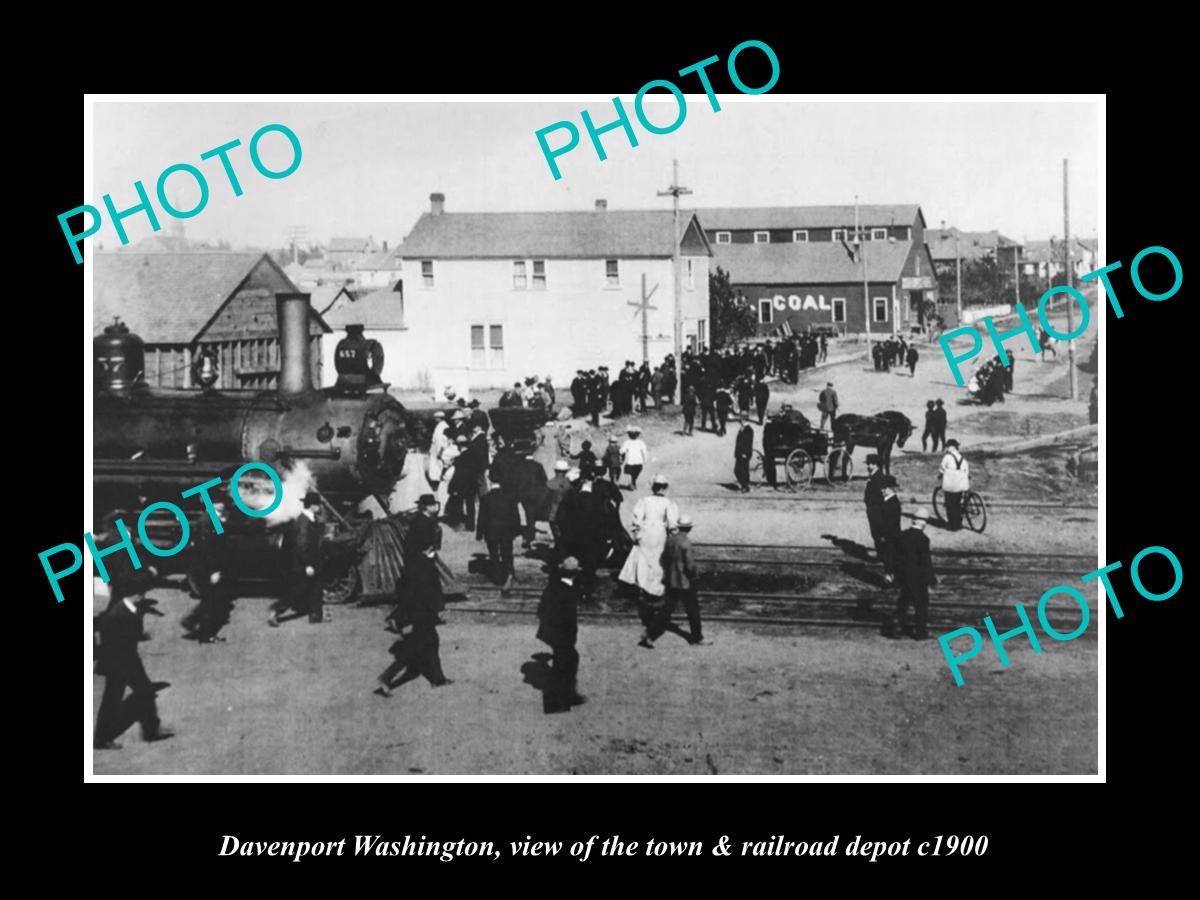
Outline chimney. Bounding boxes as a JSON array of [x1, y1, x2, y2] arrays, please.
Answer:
[[276, 292, 314, 396], [430, 192, 445, 215], [595, 199, 607, 211]]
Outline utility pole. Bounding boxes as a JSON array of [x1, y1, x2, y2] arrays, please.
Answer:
[[1013, 241, 1021, 309], [855, 197, 872, 357], [628, 274, 659, 365], [286, 225, 308, 264], [955, 231, 963, 327], [1063, 158, 1077, 400], [658, 160, 692, 405]]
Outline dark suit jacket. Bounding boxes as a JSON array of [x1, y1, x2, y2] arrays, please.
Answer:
[[864, 471, 886, 530], [537, 576, 580, 649], [476, 489, 522, 542], [663, 532, 696, 590], [96, 600, 151, 686], [897, 528, 938, 590], [735, 424, 754, 459], [880, 495, 902, 540], [281, 514, 322, 582]]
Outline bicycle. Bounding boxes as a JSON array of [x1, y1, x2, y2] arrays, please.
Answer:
[[931, 485, 988, 533]]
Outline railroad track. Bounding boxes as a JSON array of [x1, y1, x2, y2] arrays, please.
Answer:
[[673, 493, 1097, 511]]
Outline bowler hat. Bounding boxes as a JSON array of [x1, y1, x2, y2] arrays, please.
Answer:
[[882, 475, 898, 488], [946, 439, 960, 448], [866, 454, 881, 465], [303, 491, 322, 507], [418, 494, 439, 507]]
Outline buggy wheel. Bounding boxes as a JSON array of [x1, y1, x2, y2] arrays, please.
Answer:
[[785, 449, 813, 489], [965, 491, 988, 533], [750, 450, 764, 479], [826, 448, 853, 486], [323, 565, 361, 605], [931, 486, 946, 522]]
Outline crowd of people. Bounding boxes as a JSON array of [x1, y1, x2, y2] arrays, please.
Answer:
[[967, 354, 1015, 406], [872, 335, 920, 376]]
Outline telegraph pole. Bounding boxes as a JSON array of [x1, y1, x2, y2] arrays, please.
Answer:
[[628, 274, 659, 365], [658, 160, 692, 405], [1063, 158, 1077, 400], [856, 197, 872, 357], [955, 231, 963, 327]]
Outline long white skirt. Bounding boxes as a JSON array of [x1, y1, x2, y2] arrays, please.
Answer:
[[618, 527, 668, 597]]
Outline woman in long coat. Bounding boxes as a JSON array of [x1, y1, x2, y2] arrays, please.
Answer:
[[618, 474, 679, 627]]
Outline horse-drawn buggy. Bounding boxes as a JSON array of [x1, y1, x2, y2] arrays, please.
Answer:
[[753, 410, 854, 489]]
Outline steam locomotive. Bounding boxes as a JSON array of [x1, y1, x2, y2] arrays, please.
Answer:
[[93, 291, 548, 603]]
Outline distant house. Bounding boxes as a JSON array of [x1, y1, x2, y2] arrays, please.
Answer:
[[698, 204, 935, 334], [327, 236, 378, 270], [1022, 237, 1099, 283], [926, 227, 1023, 275], [389, 193, 711, 390], [354, 243, 403, 289], [93, 251, 330, 390]]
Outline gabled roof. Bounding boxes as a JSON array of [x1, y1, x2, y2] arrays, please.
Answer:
[[1023, 238, 1097, 263], [399, 210, 710, 259], [926, 228, 1020, 262], [321, 285, 406, 330], [357, 247, 403, 270], [93, 252, 325, 343], [712, 240, 913, 285], [329, 237, 375, 252], [696, 204, 923, 232]]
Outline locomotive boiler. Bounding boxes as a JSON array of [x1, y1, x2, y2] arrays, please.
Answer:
[[93, 291, 548, 603]]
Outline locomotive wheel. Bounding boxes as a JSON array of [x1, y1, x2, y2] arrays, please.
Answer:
[[323, 566, 362, 605], [931, 487, 946, 522], [826, 449, 853, 486], [965, 491, 988, 533], [785, 449, 813, 489]]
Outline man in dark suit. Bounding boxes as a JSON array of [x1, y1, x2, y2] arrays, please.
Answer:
[[536, 556, 585, 713], [863, 454, 888, 571], [511, 450, 549, 549], [554, 472, 601, 597], [662, 514, 706, 645], [94, 571, 174, 749], [734, 414, 754, 492], [753, 376, 770, 424], [476, 478, 521, 588], [182, 501, 234, 643], [930, 399, 948, 453], [882, 507, 938, 639], [878, 475, 903, 583], [378, 495, 452, 693], [269, 492, 324, 627], [681, 384, 697, 435]]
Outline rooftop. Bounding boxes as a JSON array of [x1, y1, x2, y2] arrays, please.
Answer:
[[712, 240, 914, 285], [696, 204, 924, 231]]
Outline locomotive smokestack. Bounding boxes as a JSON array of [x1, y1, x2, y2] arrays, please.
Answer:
[[276, 292, 314, 396]]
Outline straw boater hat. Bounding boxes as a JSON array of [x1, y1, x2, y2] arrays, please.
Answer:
[[911, 506, 930, 526], [608, 435, 618, 443], [652, 473, 669, 487], [433, 410, 445, 420], [677, 514, 694, 530], [627, 425, 642, 435], [554, 460, 570, 472]]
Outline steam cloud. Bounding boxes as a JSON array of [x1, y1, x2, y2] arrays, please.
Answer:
[[236, 460, 317, 525]]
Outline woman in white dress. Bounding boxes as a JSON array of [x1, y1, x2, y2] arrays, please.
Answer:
[[618, 474, 679, 604]]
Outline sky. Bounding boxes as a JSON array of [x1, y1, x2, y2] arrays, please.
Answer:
[[91, 98, 1100, 251]]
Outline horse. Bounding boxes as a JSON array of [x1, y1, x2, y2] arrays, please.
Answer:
[[832, 411, 914, 476]]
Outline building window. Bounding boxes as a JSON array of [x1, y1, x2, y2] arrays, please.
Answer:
[[906, 227, 913, 240], [832, 229, 847, 242], [421, 260, 434, 287], [605, 259, 620, 287], [759, 300, 772, 323], [792, 230, 808, 242], [715, 231, 731, 244], [512, 260, 527, 289], [686, 259, 695, 290], [872, 228, 887, 241], [471, 324, 504, 369], [873, 297, 888, 323], [754, 231, 770, 244], [832, 298, 846, 323], [697, 319, 707, 349], [532, 260, 546, 289]]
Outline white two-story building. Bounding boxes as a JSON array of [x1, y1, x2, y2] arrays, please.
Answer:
[[373, 193, 711, 392]]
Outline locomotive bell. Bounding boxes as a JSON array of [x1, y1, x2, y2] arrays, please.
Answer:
[[94, 318, 145, 391]]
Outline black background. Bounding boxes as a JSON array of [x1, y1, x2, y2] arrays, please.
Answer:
[[20, 22, 1187, 885]]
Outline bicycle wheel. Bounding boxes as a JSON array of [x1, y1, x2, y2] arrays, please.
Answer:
[[826, 448, 853, 486], [965, 492, 988, 533], [785, 449, 813, 489], [931, 486, 945, 522]]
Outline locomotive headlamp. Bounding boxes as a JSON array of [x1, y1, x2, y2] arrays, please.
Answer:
[[316, 422, 334, 443]]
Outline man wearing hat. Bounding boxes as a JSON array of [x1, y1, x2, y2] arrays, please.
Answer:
[[818, 381, 839, 432], [620, 426, 648, 490], [753, 376, 770, 425], [467, 398, 490, 433], [878, 475, 903, 582], [536, 556, 585, 713], [882, 507, 938, 639], [654, 513, 707, 647], [681, 383, 697, 435], [182, 500, 234, 643], [930, 399, 948, 453], [555, 468, 602, 593], [863, 454, 888, 570], [269, 492, 324, 627], [939, 439, 970, 531], [94, 570, 175, 749], [476, 476, 521, 588], [734, 413, 755, 492]]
